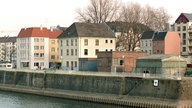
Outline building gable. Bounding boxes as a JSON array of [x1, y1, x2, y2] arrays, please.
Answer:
[[175, 13, 192, 24]]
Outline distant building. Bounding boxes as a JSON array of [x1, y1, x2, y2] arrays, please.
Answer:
[[97, 51, 147, 73], [134, 55, 187, 76], [58, 22, 116, 71], [49, 29, 63, 68], [140, 31, 180, 55], [0, 37, 16, 66], [140, 31, 156, 54], [153, 32, 180, 55], [172, 13, 192, 57], [17, 27, 62, 69]]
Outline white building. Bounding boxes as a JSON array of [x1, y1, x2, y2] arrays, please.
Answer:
[[173, 13, 192, 56], [17, 27, 49, 69], [140, 31, 156, 55], [0, 37, 17, 66], [58, 22, 116, 71]]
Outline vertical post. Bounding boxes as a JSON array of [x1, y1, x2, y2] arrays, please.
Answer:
[[178, 55, 181, 80], [122, 55, 125, 73]]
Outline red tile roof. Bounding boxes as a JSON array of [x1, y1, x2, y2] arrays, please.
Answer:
[[49, 29, 63, 38], [17, 27, 63, 38]]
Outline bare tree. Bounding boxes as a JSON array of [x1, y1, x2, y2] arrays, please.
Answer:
[[76, 0, 121, 23], [142, 5, 171, 31]]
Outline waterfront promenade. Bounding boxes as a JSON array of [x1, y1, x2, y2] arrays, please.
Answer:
[[0, 69, 192, 108]]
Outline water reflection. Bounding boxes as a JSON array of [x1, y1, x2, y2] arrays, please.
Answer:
[[0, 91, 126, 108]]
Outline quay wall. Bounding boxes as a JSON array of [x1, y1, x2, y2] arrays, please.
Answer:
[[0, 70, 192, 107]]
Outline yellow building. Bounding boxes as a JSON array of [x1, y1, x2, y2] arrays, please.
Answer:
[[49, 29, 63, 68]]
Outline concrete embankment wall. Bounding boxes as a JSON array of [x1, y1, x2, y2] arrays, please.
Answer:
[[0, 70, 192, 107]]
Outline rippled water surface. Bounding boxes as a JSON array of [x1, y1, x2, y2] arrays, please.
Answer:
[[0, 91, 127, 108]]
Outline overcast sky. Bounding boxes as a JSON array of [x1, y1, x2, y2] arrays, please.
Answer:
[[0, 0, 191, 36]]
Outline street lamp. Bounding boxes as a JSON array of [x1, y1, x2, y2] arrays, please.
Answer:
[[178, 55, 181, 80]]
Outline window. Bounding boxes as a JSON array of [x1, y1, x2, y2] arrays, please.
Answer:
[[51, 55, 55, 60], [110, 40, 113, 43], [84, 49, 88, 55], [66, 40, 69, 46], [120, 59, 124, 65], [34, 38, 39, 42], [183, 33, 186, 39], [75, 39, 77, 46], [95, 49, 99, 55], [60, 40, 63, 47], [114, 59, 118, 65], [71, 39, 73, 46], [84, 39, 88, 46], [75, 61, 77, 67], [40, 38, 44, 42], [105, 40, 108, 43], [51, 48, 55, 52], [66, 49, 69, 55], [145, 41, 147, 46], [34, 46, 39, 50], [177, 26, 180, 31], [71, 49, 74, 56], [61, 49, 63, 56], [34, 62, 39, 66], [34, 53, 39, 57], [40, 46, 44, 50], [75, 49, 77, 55], [40, 53, 44, 57], [183, 47, 186, 52], [157, 50, 160, 54], [108, 58, 111, 66], [183, 40, 186, 45], [183, 26, 186, 31], [150, 40, 152, 46], [95, 39, 99, 46], [51, 40, 55, 44], [40, 62, 44, 66], [66, 61, 69, 67]]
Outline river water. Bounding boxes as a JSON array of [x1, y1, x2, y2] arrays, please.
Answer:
[[0, 91, 126, 108]]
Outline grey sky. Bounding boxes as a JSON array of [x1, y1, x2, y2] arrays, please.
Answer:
[[0, 0, 191, 36]]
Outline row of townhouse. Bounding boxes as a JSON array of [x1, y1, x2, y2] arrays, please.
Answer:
[[140, 31, 180, 55], [16, 22, 116, 70], [17, 27, 63, 69]]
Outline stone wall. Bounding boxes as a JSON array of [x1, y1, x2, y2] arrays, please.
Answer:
[[0, 70, 192, 101]]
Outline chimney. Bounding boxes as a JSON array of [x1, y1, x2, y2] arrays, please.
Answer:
[[40, 24, 43, 30]]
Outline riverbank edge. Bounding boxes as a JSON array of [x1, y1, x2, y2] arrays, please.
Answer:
[[0, 84, 191, 108]]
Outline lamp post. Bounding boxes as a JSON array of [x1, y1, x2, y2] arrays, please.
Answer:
[[178, 55, 181, 80]]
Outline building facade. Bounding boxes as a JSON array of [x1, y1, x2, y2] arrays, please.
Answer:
[[140, 31, 156, 54], [140, 31, 180, 55], [49, 29, 63, 68], [97, 51, 147, 73], [173, 13, 192, 57], [0, 37, 17, 66], [17, 27, 50, 69], [58, 22, 116, 71], [153, 32, 180, 55]]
